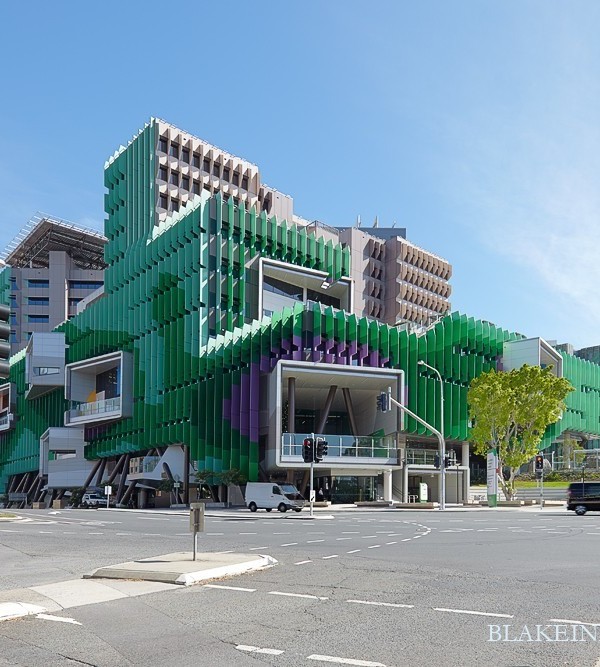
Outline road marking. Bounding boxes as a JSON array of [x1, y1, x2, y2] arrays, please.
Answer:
[[323, 555, 339, 559], [347, 599, 413, 609], [342, 531, 359, 534], [206, 533, 224, 536], [39, 531, 53, 534], [295, 560, 312, 565], [336, 537, 352, 541], [116, 532, 132, 536], [307, 654, 387, 666], [204, 584, 256, 592], [268, 591, 328, 600], [307, 539, 325, 543], [401, 538, 412, 542], [385, 542, 397, 545], [387, 533, 402, 537], [36, 613, 82, 625], [362, 535, 377, 539], [367, 545, 381, 549], [239, 532, 256, 535], [477, 529, 497, 532], [550, 618, 600, 626], [434, 607, 513, 618], [214, 550, 234, 554], [88, 532, 104, 535], [586, 533, 600, 535], [143, 533, 160, 536], [249, 546, 268, 550], [273, 532, 291, 535], [236, 645, 284, 655], [280, 542, 298, 547], [0, 529, 18, 532], [347, 549, 361, 554]]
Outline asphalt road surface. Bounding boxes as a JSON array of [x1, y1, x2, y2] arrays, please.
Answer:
[[1, 507, 600, 667]]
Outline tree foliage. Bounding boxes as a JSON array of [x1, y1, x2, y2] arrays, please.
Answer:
[[468, 365, 573, 500]]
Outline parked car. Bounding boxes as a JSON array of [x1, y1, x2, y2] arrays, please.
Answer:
[[245, 482, 304, 512], [81, 493, 106, 508], [567, 482, 600, 515]]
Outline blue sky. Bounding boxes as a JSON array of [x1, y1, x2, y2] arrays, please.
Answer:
[[1, 1, 598, 347]]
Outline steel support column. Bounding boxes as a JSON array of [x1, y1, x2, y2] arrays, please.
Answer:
[[316, 386, 337, 434], [342, 388, 359, 436]]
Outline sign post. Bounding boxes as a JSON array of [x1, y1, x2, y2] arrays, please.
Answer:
[[104, 485, 112, 509], [189, 502, 205, 561], [487, 449, 498, 508]]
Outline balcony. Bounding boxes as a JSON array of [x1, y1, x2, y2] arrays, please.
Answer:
[[281, 433, 399, 467], [25, 332, 66, 400], [405, 449, 457, 466], [0, 382, 15, 432], [64, 351, 132, 426]]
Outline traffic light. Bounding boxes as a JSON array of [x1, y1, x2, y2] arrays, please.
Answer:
[[376, 392, 388, 413], [535, 454, 544, 472], [443, 455, 450, 469], [315, 438, 328, 462], [434, 454, 440, 469], [303, 438, 314, 463], [0, 303, 9, 379]]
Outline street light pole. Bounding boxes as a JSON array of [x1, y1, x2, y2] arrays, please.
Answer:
[[418, 360, 446, 511]]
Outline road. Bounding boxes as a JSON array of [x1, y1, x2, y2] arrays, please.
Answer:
[[1, 507, 600, 667]]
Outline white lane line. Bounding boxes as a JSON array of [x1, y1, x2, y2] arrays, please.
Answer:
[[206, 533, 224, 536], [236, 645, 284, 655], [323, 555, 339, 559], [0, 529, 18, 532], [204, 584, 256, 592], [295, 560, 312, 566], [307, 654, 387, 666], [62, 531, 76, 535], [361, 535, 377, 539], [336, 538, 352, 541], [401, 538, 411, 542], [268, 591, 328, 601], [367, 545, 381, 549], [342, 531, 359, 534], [214, 550, 234, 554], [385, 542, 397, 545], [347, 599, 413, 609], [88, 532, 104, 535], [550, 618, 600, 626], [36, 613, 82, 625], [140, 517, 170, 521], [477, 529, 497, 532], [142, 533, 160, 536], [280, 542, 298, 547], [434, 607, 514, 618], [273, 532, 291, 535], [116, 532, 132, 536], [239, 532, 256, 535], [39, 531, 53, 534], [249, 546, 269, 550], [347, 549, 361, 554], [387, 533, 402, 537], [586, 533, 600, 535], [307, 539, 325, 543]]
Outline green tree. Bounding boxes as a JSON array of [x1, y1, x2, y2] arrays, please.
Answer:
[[561, 436, 584, 469], [468, 365, 573, 501]]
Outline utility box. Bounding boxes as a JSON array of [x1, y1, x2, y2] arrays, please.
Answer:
[[190, 502, 205, 532], [419, 483, 428, 503]]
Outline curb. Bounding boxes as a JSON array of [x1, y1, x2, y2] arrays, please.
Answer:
[[0, 602, 46, 622]]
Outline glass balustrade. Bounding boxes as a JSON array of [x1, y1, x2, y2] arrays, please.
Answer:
[[281, 433, 398, 461], [68, 396, 122, 419]]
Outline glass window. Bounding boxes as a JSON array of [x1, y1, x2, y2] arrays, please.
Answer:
[[10, 312, 16, 325], [27, 314, 49, 323], [182, 176, 190, 190], [170, 172, 179, 186], [68, 298, 82, 306], [159, 194, 168, 209], [223, 167, 230, 181], [27, 279, 49, 288], [264, 276, 303, 301], [158, 137, 168, 153], [213, 162, 220, 177], [33, 367, 61, 376], [192, 153, 200, 168], [27, 297, 49, 306], [68, 281, 103, 290], [9, 331, 17, 343], [181, 147, 190, 163], [158, 166, 168, 181], [242, 175, 249, 190], [192, 181, 201, 195], [203, 157, 210, 172], [9, 295, 17, 308], [170, 143, 179, 158], [232, 172, 239, 186], [171, 199, 179, 212]]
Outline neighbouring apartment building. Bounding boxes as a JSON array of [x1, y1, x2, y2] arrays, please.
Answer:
[[0, 214, 106, 355]]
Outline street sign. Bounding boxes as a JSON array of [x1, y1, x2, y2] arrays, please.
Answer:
[[310, 489, 316, 502], [487, 449, 498, 508], [104, 486, 112, 496]]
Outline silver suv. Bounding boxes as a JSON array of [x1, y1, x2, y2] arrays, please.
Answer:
[[81, 493, 105, 508]]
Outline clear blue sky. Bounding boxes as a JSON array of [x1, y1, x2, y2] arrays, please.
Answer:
[[1, 1, 599, 348]]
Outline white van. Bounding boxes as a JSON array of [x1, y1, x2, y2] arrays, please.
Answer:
[[245, 482, 304, 513]]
